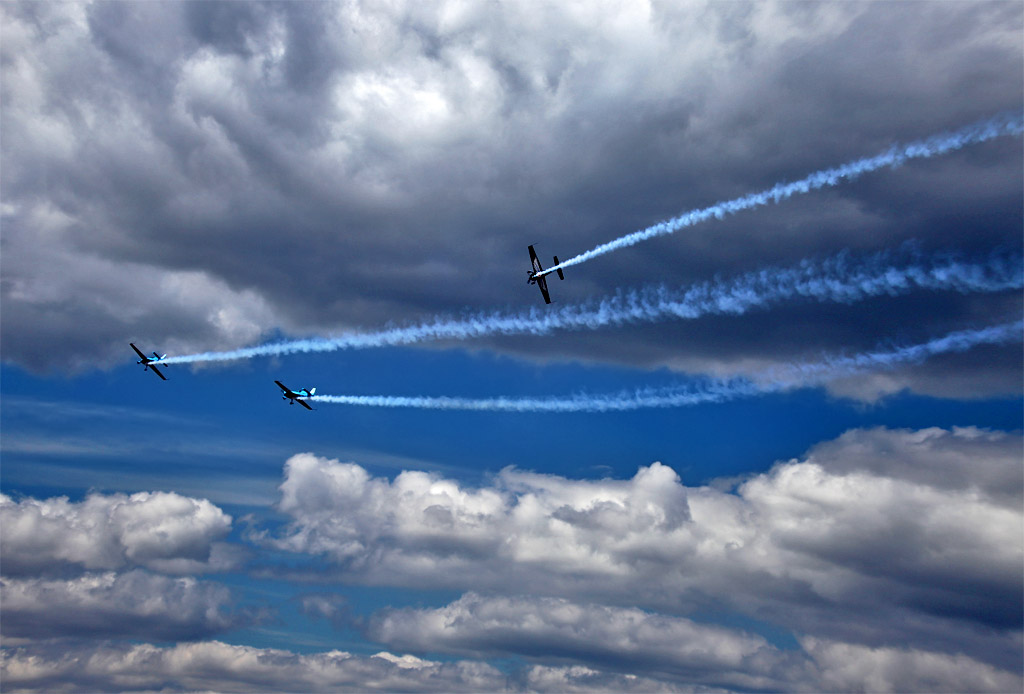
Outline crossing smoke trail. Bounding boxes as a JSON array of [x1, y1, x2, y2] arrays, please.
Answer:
[[308, 320, 1023, 413], [538, 112, 1024, 277], [157, 248, 1023, 365]]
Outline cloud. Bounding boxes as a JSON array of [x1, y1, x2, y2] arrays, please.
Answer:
[[522, 665, 717, 693], [0, 641, 507, 694], [366, 592, 1022, 693], [0, 490, 255, 644], [0, 490, 237, 576], [3, 618, 1016, 693], [299, 593, 351, 628], [369, 593, 805, 691], [1, 1, 1020, 394], [0, 570, 244, 641], [269, 452, 689, 580], [265, 427, 1022, 670], [800, 637, 1024, 694]]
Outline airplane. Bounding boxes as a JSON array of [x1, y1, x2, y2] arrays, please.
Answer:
[[275, 381, 315, 410], [527, 244, 564, 304], [130, 343, 168, 381]]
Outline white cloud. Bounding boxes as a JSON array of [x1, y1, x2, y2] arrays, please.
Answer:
[[0, 641, 506, 693], [801, 637, 1024, 694], [3, 628, 1016, 693], [369, 593, 804, 691], [0, 490, 237, 576], [266, 427, 1022, 672], [270, 452, 690, 582], [367, 592, 1023, 693], [523, 664, 715, 693], [0, 570, 242, 641]]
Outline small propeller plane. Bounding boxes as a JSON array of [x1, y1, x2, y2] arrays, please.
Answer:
[[527, 244, 564, 304], [275, 381, 315, 410], [130, 343, 168, 381]]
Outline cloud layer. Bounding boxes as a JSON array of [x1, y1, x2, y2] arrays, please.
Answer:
[[4, 635, 1019, 694], [0, 641, 508, 694], [266, 427, 1023, 674], [2, 1, 1020, 391], [369, 593, 1022, 694], [1, 426, 1020, 691]]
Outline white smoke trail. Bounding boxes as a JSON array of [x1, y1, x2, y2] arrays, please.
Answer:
[[157, 248, 1022, 365], [538, 112, 1024, 276], [308, 320, 1023, 412]]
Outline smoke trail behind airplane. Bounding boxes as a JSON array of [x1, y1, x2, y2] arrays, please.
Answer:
[[308, 320, 1023, 413], [539, 112, 1024, 277], [157, 248, 1022, 365]]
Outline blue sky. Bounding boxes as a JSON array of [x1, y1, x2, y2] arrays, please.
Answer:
[[2, 2, 1022, 692], [4, 350, 1022, 507]]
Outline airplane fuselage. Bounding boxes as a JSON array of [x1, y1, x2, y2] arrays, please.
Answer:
[[527, 245, 562, 304], [130, 343, 168, 381], [274, 381, 315, 410]]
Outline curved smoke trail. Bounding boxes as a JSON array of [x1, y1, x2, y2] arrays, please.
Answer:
[[308, 320, 1023, 412], [157, 248, 1022, 365], [538, 111, 1024, 276]]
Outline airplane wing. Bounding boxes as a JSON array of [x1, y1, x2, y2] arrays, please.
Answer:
[[297, 398, 313, 410], [274, 380, 291, 393], [130, 343, 147, 359], [528, 245, 544, 273], [537, 275, 552, 304], [149, 364, 168, 381]]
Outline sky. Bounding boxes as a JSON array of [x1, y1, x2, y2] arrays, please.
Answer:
[[1, 2, 1022, 692]]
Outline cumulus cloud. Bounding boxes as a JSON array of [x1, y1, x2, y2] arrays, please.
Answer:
[[800, 637, 1024, 694], [268, 452, 689, 583], [0, 570, 244, 641], [366, 593, 1022, 693], [0, 491, 254, 643], [369, 593, 806, 691], [0, 641, 507, 694], [0, 490, 237, 576], [265, 427, 1022, 671], [1, 1, 1020, 393], [4, 609, 1015, 693]]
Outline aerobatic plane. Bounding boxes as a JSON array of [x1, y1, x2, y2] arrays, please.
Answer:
[[275, 381, 315, 410], [130, 343, 168, 381], [527, 244, 564, 304]]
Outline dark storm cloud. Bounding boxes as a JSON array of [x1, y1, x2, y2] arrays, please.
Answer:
[[1, 1, 1020, 395]]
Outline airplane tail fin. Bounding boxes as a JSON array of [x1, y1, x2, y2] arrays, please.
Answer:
[[309, 387, 316, 395], [553, 257, 565, 280]]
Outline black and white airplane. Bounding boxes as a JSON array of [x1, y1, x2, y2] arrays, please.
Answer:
[[130, 343, 168, 381], [527, 244, 564, 304], [275, 381, 315, 410]]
